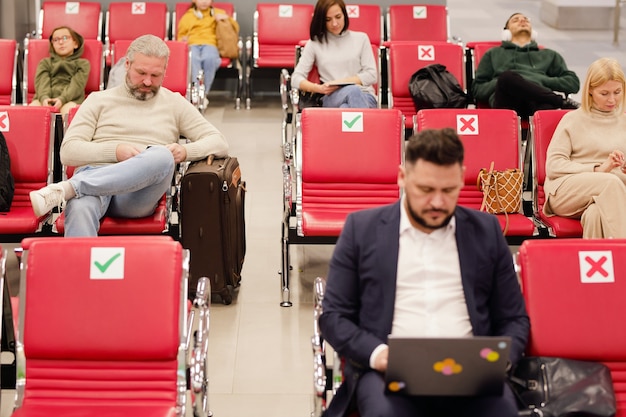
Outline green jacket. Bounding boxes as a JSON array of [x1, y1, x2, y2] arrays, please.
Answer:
[[33, 32, 90, 105], [471, 41, 579, 107]]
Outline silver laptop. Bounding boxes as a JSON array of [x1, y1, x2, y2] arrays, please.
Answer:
[[385, 336, 512, 397]]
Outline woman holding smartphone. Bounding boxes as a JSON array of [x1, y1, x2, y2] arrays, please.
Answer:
[[290, 0, 377, 109], [544, 57, 626, 238]]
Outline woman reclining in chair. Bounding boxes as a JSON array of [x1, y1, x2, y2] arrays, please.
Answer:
[[290, 0, 377, 109]]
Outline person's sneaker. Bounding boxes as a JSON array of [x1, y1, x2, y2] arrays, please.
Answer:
[[561, 97, 580, 109], [29, 184, 66, 217]]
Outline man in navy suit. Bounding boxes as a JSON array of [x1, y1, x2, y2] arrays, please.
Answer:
[[319, 128, 529, 417]]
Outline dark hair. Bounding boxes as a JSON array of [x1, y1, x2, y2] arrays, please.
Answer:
[[309, 0, 350, 43], [405, 128, 464, 167], [504, 12, 523, 29]]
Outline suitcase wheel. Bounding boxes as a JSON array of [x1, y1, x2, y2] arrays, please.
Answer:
[[219, 288, 232, 305]]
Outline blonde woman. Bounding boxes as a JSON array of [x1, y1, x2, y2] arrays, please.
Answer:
[[544, 57, 626, 237]]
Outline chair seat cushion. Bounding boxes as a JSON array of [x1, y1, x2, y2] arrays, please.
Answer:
[[538, 212, 583, 237], [0, 206, 45, 234], [12, 405, 177, 417], [495, 213, 537, 236], [54, 197, 167, 235]]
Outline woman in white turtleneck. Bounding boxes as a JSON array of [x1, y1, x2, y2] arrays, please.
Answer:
[[290, 0, 377, 109], [544, 57, 626, 238]]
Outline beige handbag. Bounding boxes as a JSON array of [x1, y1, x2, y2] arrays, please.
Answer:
[[477, 161, 523, 234], [216, 19, 239, 59]]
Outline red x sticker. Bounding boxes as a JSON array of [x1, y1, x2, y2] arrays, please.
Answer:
[[346, 5, 360, 18], [579, 251, 614, 283], [418, 45, 435, 61], [456, 115, 478, 135], [0, 112, 9, 132], [132, 2, 146, 14]]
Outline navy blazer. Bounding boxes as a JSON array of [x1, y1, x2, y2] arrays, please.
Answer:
[[319, 202, 530, 416]]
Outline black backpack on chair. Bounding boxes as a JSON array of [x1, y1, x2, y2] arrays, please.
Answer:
[[0, 131, 15, 212], [409, 63, 469, 109]]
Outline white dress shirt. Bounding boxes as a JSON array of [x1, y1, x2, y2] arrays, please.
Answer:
[[369, 199, 473, 368]]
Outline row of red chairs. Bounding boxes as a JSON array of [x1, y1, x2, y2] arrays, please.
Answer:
[[279, 107, 581, 306], [281, 39, 503, 141], [36, 2, 452, 47], [0, 37, 194, 107], [3, 3, 465, 110], [311, 237, 626, 416], [0, 2, 243, 108]]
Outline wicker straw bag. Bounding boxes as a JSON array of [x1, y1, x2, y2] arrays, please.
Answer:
[[477, 161, 523, 234]]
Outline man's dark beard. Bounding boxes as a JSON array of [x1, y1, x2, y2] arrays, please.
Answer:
[[406, 198, 454, 231], [125, 74, 158, 101]]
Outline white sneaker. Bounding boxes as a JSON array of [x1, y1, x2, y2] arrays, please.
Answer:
[[29, 184, 67, 217]]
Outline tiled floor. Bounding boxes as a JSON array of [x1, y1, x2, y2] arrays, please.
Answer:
[[2, 0, 625, 416]]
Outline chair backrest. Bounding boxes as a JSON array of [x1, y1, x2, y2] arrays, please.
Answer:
[[464, 41, 500, 103], [345, 4, 382, 46], [22, 38, 103, 104], [387, 41, 465, 129], [297, 108, 403, 235], [0, 106, 53, 211], [530, 109, 570, 213], [386, 4, 449, 42], [16, 236, 184, 408], [163, 41, 191, 97], [530, 109, 582, 237], [253, 3, 314, 68], [415, 108, 520, 210], [105, 2, 170, 49], [518, 238, 626, 416], [112, 39, 190, 97], [0, 39, 18, 105], [39, 1, 103, 40]]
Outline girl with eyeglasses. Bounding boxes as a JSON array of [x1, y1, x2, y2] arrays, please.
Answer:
[[30, 26, 90, 114]]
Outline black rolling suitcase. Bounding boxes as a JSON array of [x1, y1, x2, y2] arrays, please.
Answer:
[[180, 155, 246, 304]]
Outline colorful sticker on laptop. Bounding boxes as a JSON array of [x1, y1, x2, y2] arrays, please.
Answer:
[[480, 348, 500, 362], [433, 358, 463, 375], [387, 381, 406, 392]]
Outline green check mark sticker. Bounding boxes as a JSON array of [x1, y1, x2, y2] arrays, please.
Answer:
[[413, 6, 426, 19], [94, 253, 121, 273], [91, 248, 125, 279], [66, 2, 79, 14], [279, 5, 293, 17], [342, 112, 364, 132]]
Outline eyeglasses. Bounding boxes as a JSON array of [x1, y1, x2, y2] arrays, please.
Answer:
[[52, 35, 70, 44]]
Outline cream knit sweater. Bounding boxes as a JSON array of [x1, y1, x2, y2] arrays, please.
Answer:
[[61, 83, 228, 168], [544, 107, 626, 201]]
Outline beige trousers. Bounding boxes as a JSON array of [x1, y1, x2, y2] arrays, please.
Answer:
[[546, 172, 626, 238]]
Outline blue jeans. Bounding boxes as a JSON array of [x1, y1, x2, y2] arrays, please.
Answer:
[[190, 44, 221, 93], [64, 146, 175, 237], [322, 85, 377, 108]]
